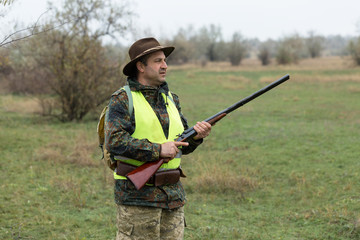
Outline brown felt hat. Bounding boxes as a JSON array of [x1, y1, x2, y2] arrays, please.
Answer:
[[123, 37, 175, 76]]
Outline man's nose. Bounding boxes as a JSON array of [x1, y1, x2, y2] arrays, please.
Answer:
[[161, 60, 167, 69]]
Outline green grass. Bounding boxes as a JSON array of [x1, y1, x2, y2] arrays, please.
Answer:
[[1, 60, 360, 239]]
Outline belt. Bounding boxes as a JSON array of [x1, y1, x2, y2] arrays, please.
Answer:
[[116, 161, 185, 186]]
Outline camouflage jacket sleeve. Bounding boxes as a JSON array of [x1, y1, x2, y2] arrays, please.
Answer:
[[105, 89, 161, 162]]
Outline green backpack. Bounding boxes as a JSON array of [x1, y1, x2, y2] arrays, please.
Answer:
[[97, 85, 133, 170]]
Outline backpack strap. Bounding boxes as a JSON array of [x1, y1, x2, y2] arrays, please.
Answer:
[[167, 92, 176, 106], [123, 85, 133, 116]]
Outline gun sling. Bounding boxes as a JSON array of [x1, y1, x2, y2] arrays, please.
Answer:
[[116, 161, 184, 186]]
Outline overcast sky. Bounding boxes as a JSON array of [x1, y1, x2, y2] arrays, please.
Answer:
[[2, 0, 360, 44]]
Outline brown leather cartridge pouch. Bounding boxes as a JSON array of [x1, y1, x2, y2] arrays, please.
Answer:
[[154, 169, 180, 186], [116, 161, 137, 176]]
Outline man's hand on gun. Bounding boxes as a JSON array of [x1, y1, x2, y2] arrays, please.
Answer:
[[160, 121, 212, 163], [160, 142, 188, 162], [193, 121, 212, 140]]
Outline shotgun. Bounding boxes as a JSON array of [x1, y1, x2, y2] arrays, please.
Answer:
[[126, 74, 290, 190]]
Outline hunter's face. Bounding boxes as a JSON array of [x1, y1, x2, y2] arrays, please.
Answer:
[[140, 51, 168, 87]]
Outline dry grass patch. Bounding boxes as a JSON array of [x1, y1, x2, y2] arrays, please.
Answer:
[[34, 133, 99, 167], [1, 95, 42, 114], [347, 86, 360, 93], [50, 176, 87, 208], [289, 56, 354, 70], [192, 165, 258, 194], [293, 74, 360, 83], [67, 133, 99, 167], [218, 75, 250, 90], [184, 151, 260, 195], [35, 148, 63, 162], [34, 141, 68, 162]]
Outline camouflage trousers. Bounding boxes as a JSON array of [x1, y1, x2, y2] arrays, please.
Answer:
[[116, 204, 185, 240]]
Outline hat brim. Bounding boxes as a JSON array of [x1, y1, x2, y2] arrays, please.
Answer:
[[123, 46, 174, 76]]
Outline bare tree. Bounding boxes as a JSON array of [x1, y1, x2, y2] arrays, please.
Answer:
[[348, 37, 360, 65], [0, 0, 69, 48], [276, 34, 304, 65], [165, 27, 197, 65], [227, 32, 247, 66], [19, 0, 132, 121], [0, 10, 68, 48], [305, 31, 324, 58], [196, 24, 223, 62], [348, 20, 360, 66], [257, 41, 271, 66]]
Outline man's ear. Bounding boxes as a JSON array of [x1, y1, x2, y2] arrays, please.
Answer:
[[136, 61, 145, 73]]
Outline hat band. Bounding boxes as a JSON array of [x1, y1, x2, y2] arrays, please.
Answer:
[[133, 46, 165, 60]]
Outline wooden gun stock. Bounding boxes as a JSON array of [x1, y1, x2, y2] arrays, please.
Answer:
[[126, 74, 290, 190], [126, 159, 164, 190]]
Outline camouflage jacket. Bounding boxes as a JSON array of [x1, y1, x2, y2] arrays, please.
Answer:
[[105, 77, 202, 209]]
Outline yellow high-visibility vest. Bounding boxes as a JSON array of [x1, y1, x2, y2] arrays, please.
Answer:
[[114, 90, 184, 180]]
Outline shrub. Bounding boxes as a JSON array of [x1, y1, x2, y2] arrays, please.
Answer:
[[227, 32, 247, 66], [276, 34, 304, 65], [348, 37, 360, 65]]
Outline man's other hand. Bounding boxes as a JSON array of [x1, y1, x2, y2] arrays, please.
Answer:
[[193, 121, 212, 140], [160, 141, 189, 161]]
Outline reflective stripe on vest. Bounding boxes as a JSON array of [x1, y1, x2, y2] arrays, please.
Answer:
[[114, 90, 185, 180]]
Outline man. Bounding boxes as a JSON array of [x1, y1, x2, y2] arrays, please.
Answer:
[[105, 37, 211, 240]]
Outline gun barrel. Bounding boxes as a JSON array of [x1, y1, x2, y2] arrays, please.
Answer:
[[217, 74, 290, 116], [177, 74, 290, 142]]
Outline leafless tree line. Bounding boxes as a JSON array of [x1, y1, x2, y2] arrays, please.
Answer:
[[1, 0, 360, 121]]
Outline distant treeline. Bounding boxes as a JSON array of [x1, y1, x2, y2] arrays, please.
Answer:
[[155, 25, 356, 66], [1, 0, 360, 122]]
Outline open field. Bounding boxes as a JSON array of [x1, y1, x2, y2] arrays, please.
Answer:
[[1, 57, 360, 239]]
